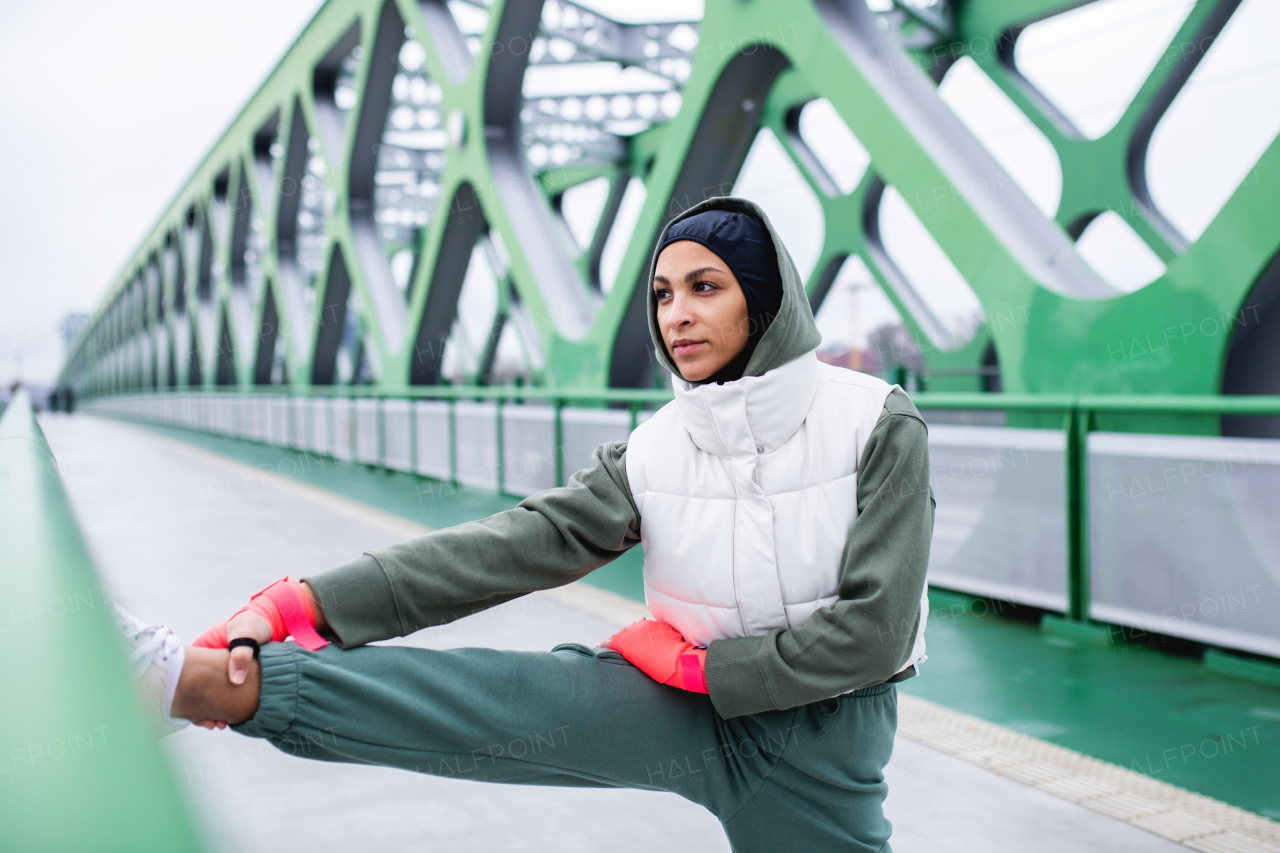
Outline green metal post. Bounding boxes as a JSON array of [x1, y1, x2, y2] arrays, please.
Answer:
[[448, 397, 458, 487], [553, 397, 564, 487], [496, 396, 506, 495], [327, 395, 335, 461], [409, 396, 418, 474], [1043, 404, 1110, 644], [377, 394, 385, 470], [1066, 406, 1088, 621]]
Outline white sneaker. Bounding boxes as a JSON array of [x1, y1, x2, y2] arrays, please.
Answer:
[[111, 602, 190, 736]]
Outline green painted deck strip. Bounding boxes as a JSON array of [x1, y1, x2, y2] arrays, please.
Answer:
[[122, 418, 1278, 822]]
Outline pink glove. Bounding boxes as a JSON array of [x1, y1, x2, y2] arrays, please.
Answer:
[[608, 619, 708, 693], [192, 576, 328, 651]]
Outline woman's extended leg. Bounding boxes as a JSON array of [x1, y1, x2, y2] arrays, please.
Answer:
[[220, 640, 794, 815], [174, 639, 896, 851]]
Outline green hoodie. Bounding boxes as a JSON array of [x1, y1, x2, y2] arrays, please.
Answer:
[[304, 196, 935, 719]]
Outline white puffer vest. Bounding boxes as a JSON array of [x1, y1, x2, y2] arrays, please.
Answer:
[[626, 350, 929, 678]]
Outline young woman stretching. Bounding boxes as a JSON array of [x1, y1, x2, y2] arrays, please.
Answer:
[[119, 195, 935, 852]]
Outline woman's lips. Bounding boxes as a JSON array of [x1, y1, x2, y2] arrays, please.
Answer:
[[673, 341, 705, 356]]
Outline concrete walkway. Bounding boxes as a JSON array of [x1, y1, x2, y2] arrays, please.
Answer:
[[40, 412, 1198, 853]]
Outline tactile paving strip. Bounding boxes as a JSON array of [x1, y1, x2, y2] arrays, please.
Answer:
[[897, 694, 1280, 852]]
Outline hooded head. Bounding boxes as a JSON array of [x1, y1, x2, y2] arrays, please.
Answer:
[[645, 196, 822, 386]]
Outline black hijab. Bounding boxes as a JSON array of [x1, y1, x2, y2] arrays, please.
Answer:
[[654, 209, 784, 385]]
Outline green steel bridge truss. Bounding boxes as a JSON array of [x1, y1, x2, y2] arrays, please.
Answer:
[[59, 0, 1280, 435]]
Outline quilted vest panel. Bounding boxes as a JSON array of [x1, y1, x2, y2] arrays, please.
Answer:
[[626, 352, 897, 648]]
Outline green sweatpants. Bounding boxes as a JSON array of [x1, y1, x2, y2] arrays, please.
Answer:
[[233, 641, 898, 852]]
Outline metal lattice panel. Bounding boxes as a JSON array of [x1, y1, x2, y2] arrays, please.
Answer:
[[927, 425, 1068, 611], [1089, 431, 1280, 657]]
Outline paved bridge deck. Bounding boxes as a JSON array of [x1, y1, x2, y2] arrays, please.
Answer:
[[37, 412, 1279, 853]]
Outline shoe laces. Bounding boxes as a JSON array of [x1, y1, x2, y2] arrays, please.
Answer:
[[113, 604, 181, 677], [125, 627, 180, 676]]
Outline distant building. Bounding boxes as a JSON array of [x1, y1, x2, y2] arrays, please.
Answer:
[[817, 321, 924, 379]]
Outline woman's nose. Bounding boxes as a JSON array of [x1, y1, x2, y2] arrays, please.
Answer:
[[667, 294, 694, 326]]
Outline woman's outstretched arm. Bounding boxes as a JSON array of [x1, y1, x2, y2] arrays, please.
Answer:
[[704, 387, 935, 718], [300, 440, 641, 649]]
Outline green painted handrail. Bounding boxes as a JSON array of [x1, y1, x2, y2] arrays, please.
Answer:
[[82, 383, 678, 405], [88, 386, 1280, 416], [0, 390, 206, 852], [912, 392, 1280, 416]]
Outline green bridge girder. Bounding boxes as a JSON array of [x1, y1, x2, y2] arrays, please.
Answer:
[[59, 0, 1280, 437]]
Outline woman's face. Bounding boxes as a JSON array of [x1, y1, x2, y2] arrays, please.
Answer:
[[653, 239, 751, 382]]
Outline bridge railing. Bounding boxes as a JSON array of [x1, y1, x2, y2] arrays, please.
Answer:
[[0, 389, 206, 851], [918, 392, 1280, 688], [81, 384, 671, 498], [79, 386, 1280, 678]]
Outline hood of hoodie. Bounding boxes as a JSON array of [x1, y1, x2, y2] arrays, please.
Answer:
[[645, 196, 822, 386]]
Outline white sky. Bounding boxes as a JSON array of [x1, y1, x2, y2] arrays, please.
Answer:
[[1, 0, 1276, 386], [0, 0, 326, 388]]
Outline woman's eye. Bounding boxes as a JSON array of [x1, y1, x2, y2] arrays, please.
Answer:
[[693, 281, 715, 292], [654, 288, 670, 300]]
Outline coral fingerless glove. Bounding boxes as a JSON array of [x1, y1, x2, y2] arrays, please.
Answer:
[[192, 576, 328, 651], [608, 619, 708, 693]]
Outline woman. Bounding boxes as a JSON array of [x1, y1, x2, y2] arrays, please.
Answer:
[[120, 195, 935, 852]]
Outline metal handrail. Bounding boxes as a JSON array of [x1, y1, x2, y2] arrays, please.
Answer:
[[0, 390, 205, 851], [81, 382, 676, 404], [85, 385, 1280, 415]]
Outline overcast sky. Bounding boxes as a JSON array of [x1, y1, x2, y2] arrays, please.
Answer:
[[1, 0, 1275, 387], [0, 0, 326, 388]]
